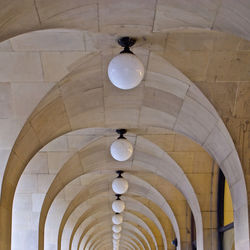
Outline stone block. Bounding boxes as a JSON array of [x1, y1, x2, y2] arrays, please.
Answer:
[[32, 193, 45, 212], [202, 211, 217, 229], [164, 49, 211, 82], [38, 4, 98, 31], [12, 82, 54, 121], [174, 96, 218, 145], [0, 149, 11, 173], [13, 122, 41, 164], [154, 0, 218, 31], [143, 87, 183, 117], [195, 81, 238, 117], [99, 0, 155, 33], [221, 150, 244, 187], [204, 124, 233, 165], [30, 96, 71, 145], [174, 134, 205, 152], [41, 135, 69, 152], [67, 135, 98, 151], [166, 32, 214, 51], [37, 174, 56, 193], [0, 83, 12, 119], [11, 30, 84, 51], [213, 32, 241, 51], [16, 174, 38, 194], [186, 174, 211, 195], [234, 82, 250, 118], [142, 134, 175, 152], [25, 152, 49, 174], [0, 40, 12, 51], [0, 52, 43, 82], [48, 152, 74, 174], [214, 0, 250, 41], [13, 194, 32, 211], [206, 51, 250, 81], [192, 152, 213, 173], [144, 72, 189, 99], [148, 52, 191, 84], [41, 51, 85, 82], [168, 152, 194, 173]]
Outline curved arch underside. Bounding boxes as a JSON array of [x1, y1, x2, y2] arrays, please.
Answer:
[[0, 22, 249, 250], [0, 0, 250, 42]]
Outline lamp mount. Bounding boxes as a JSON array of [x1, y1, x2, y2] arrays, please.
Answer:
[[172, 238, 178, 247], [115, 194, 121, 200], [118, 37, 136, 54], [116, 129, 127, 139], [116, 170, 124, 178]]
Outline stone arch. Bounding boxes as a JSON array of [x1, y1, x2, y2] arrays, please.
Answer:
[[71, 197, 165, 249], [54, 171, 179, 250], [91, 231, 140, 250], [59, 191, 166, 249], [64, 192, 162, 249], [82, 220, 150, 250], [92, 236, 136, 250], [0, 47, 248, 250], [69, 211, 157, 249], [47, 178, 169, 249], [83, 226, 146, 250], [94, 239, 135, 250], [39, 135, 199, 249]]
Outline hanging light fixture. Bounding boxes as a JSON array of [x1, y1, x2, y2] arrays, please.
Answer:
[[110, 129, 133, 162], [108, 36, 144, 90], [113, 239, 120, 244], [113, 240, 120, 249], [113, 243, 119, 249], [112, 224, 122, 233], [112, 194, 125, 213], [113, 233, 121, 240], [112, 170, 129, 194], [112, 213, 123, 225]]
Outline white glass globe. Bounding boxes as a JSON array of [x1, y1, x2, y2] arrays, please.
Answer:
[[113, 239, 120, 247], [112, 177, 128, 194], [110, 138, 133, 161], [113, 242, 119, 249], [113, 233, 121, 240], [112, 214, 123, 224], [112, 200, 125, 213], [112, 224, 122, 233], [108, 53, 144, 90]]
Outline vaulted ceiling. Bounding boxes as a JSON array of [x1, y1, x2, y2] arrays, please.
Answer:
[[0, 1, 250, 250]]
